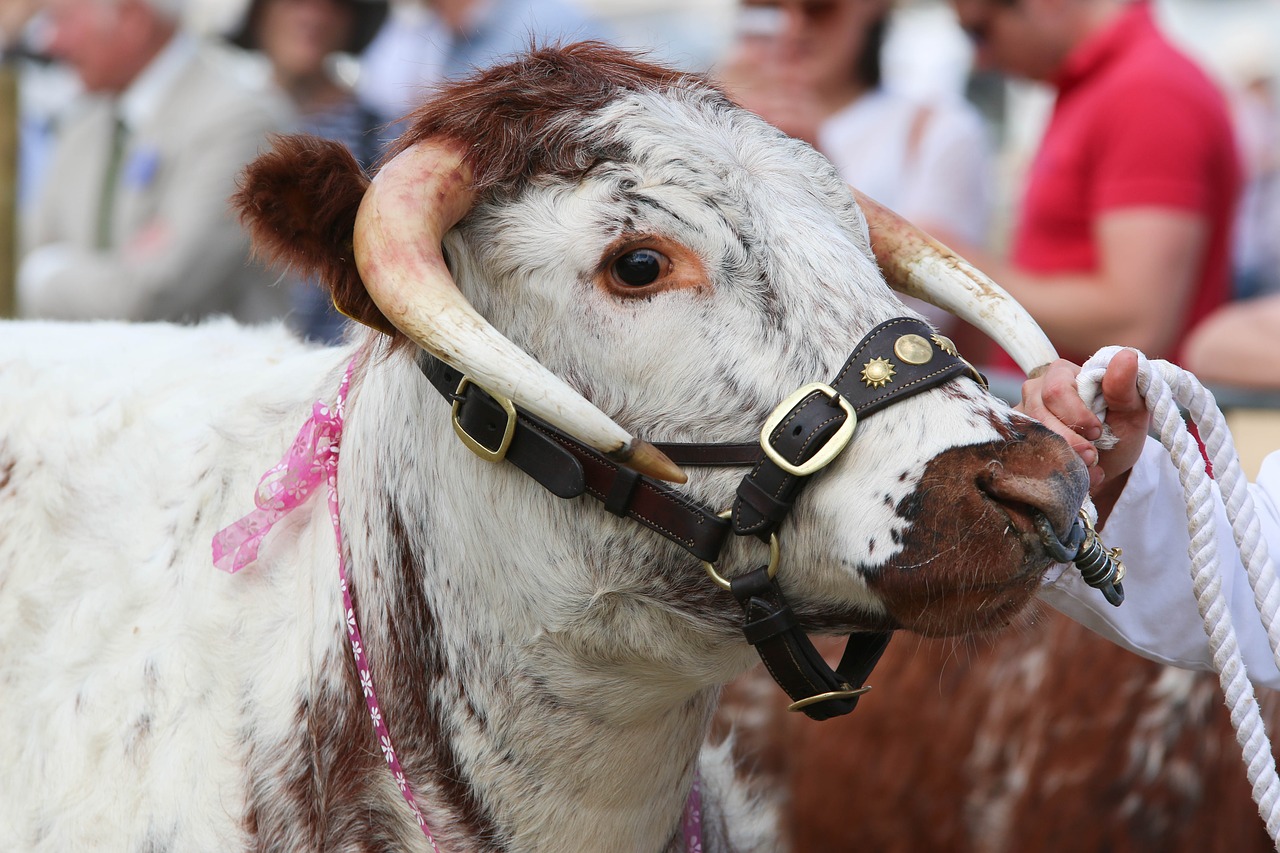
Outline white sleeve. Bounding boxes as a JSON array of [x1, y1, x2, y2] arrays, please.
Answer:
[[894, 100, 994, 247], [1040, 443, 1280, 690]]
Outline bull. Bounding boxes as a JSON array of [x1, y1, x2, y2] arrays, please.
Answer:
[[0, 44, 1087, 851]]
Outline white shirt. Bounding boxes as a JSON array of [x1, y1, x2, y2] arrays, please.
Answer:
[[818, 88, 993, 332], [818, 87, 993, 247], [1042, 444, 1280, 690]]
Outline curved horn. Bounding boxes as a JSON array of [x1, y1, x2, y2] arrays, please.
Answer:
[[354, 139, 686, 483], [851, 188, 1058, 377]]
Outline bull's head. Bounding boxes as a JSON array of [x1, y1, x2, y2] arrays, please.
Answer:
[[235, 43, 1086, 640]]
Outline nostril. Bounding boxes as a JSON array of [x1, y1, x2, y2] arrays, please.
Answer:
[[979, 469, 1082, 540]]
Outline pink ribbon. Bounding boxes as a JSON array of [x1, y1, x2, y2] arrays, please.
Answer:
[[211, 358, 438, 850], [683, 771, 703, 852], [211, 357, 702, 852], [211, 382, 346, 574]]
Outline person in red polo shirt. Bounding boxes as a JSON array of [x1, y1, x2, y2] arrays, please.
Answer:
[[947, 0, 1240, 367]]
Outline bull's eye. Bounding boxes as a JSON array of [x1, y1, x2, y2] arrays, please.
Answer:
[[611, 249, 667, 287], [596, 238, 701, 297]]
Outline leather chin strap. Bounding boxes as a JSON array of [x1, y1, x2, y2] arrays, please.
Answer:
[[416, 317, 985, 720]]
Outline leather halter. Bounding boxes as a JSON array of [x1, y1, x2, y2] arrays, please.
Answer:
[[417, 317, 985, 720]]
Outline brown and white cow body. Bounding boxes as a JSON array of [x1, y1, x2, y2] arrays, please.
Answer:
[[717, 613, 1280, 852], [0, 45, 1086, 851]]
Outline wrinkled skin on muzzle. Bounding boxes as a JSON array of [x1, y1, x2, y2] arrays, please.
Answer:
[[870, 419, 1090, 636]]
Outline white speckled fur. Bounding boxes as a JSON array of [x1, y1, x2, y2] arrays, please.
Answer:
[[0, 81, 1062, 851]]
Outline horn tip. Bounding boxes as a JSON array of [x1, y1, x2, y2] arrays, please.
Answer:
[[616, 439, 688, 484]]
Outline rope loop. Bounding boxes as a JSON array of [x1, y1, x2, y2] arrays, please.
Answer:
[[1079, 347, 1280, 846]]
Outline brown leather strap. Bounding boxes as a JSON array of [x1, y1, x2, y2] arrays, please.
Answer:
[[416, 317, 980, 723], [524, 417, 733, 562], [418, 355, 732, 562], [730, 565, 890, 721], [423, 357, 586, 498], [654, 442, 761, 467], [733, 317, 983, 538]]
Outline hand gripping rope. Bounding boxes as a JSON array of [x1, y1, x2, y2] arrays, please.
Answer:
[[1078, 346, 1280, 848]]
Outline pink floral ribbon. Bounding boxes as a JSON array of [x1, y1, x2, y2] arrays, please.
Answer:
[[211, 357, 702, 852], [682, 771, 703, 852], [211, 358, 439, 851]]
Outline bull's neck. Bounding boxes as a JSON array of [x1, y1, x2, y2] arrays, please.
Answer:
[[332, 356, 749, 850], [342, 484, 722, 851]]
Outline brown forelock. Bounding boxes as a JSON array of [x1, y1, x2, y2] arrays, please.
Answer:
[[232, 134, 398, 336], [387, 41, 712, 200]]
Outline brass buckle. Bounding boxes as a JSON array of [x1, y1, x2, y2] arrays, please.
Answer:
[[451, 376, 516, 463], [702, 510, 781, 591], [787, 684, 872, 713], [759, 382, 857, 477]]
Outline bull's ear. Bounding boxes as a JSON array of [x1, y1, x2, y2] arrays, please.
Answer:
[[234, 134, 398, 336]]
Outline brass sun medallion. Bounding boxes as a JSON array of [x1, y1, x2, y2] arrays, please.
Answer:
[[860, 357, 896, 388], [930, 334, 959, 358]]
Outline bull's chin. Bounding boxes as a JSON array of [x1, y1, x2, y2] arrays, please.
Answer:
[[884, 574, 1044, 638], [870, 554, 1051, 638]]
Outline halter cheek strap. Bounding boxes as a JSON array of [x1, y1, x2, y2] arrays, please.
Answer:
[[417, 317, 985, 721], [734, 317, 984, 539], [721, 318, 983, 719]]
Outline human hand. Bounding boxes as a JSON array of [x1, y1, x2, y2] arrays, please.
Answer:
[[1016, 350, 1150, 518]]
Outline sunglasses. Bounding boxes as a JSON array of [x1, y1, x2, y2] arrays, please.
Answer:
[[737, 0, 849, 37]]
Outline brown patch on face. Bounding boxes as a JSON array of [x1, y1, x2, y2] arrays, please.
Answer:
[[866, 420, 1087, 637], [390, 42, 718, 198]]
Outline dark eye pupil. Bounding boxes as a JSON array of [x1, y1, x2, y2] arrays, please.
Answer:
[[614, 250, 662, 287]]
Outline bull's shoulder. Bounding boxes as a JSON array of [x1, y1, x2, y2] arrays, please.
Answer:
[[0, 318, 341, 507]]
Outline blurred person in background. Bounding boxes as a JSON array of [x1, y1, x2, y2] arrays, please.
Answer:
[[1220, 42, 1280, 302], [948, 0, 1240, 369], [1182, 292, 1280, 390], [1, 1, 80, 209], [19, 0, 290, 323], [717, 0, 994, 335], [355, 0, 611, 127], [227, 0, 387, 342], [0, 2, 38, 51]]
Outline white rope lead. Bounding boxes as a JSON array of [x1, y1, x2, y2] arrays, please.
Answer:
[[1078, 346, 1280, 847]]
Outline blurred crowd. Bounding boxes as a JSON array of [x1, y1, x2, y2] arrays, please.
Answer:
[[1, 0, 1278, 388]]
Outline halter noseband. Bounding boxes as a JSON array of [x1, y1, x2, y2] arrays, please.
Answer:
[[417, 317, 985, 720]]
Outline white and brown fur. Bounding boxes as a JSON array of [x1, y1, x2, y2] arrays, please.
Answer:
[[0, 44, 1087, 851], [718, 618, 1280, 852]]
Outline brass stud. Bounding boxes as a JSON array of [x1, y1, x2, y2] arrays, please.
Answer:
[[894, 333, 933, 366], [931, 334, 959, 357], [860, 357, 896, 388]]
